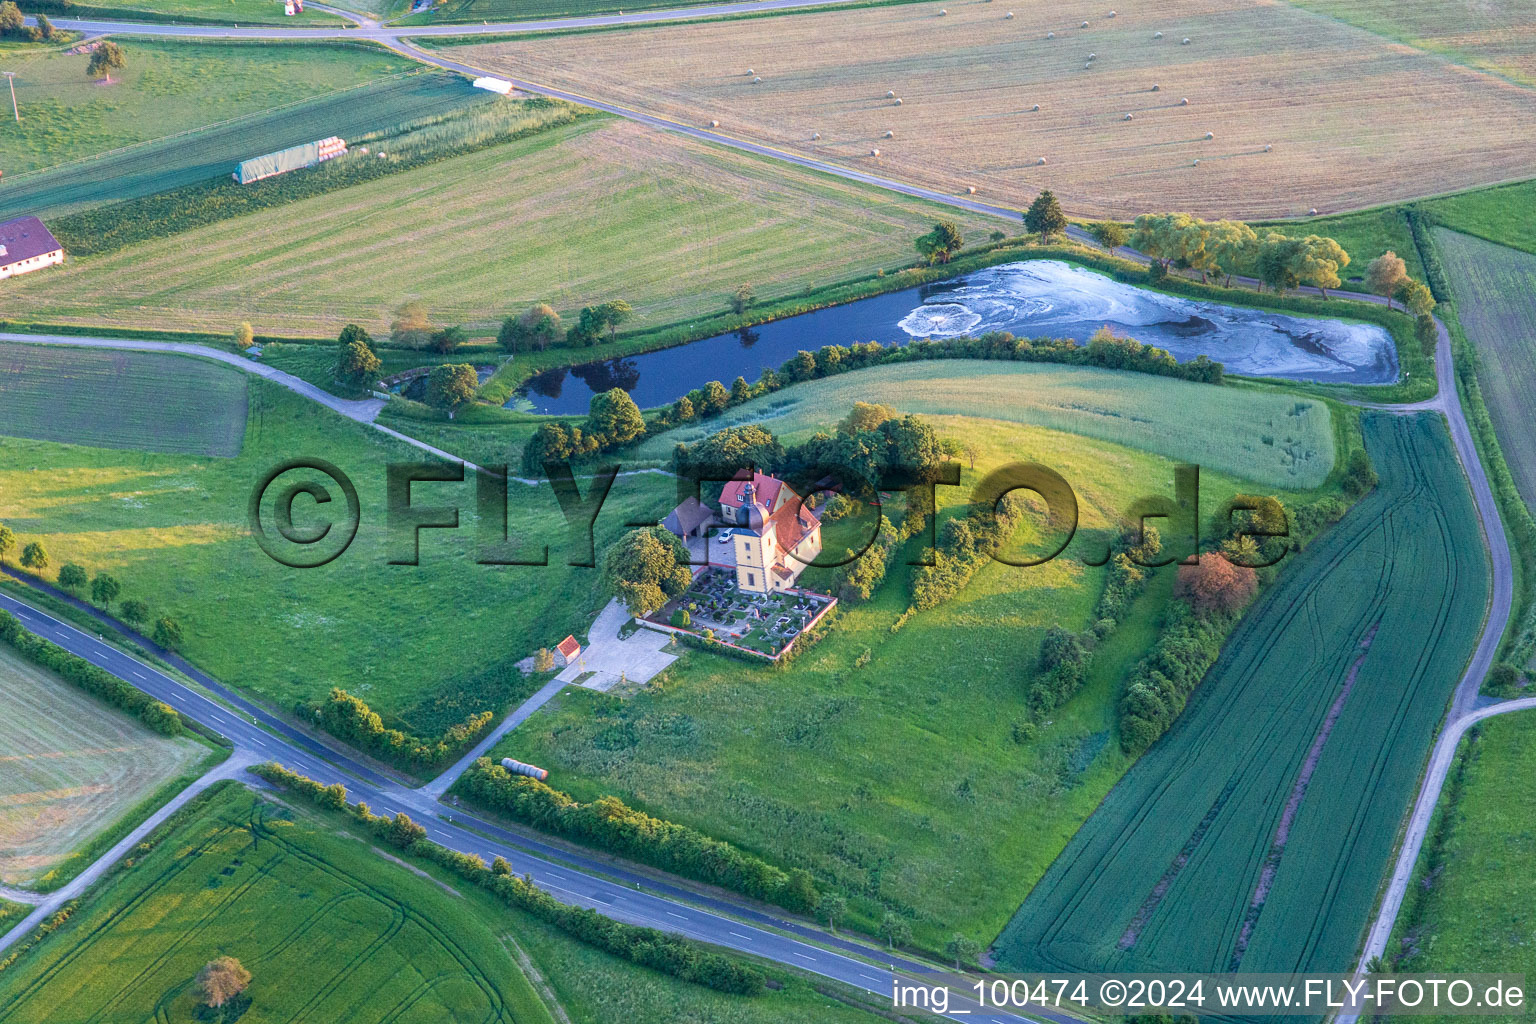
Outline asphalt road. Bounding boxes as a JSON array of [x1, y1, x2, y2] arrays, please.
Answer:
[[0, 588, 1061, 1024]]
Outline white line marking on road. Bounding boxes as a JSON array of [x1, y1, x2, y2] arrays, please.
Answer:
[[859, 974, 884, 983], [667, 912, 688, 920], [794, 952, 816, 961], [729, 932, 754, 941]]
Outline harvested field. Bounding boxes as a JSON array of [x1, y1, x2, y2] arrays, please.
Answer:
[[0, 118, 996, 336], [0, 344, 247, 457], [0, 71, 488, 221], [634, 360, 1337, 489], [0, 645, 205, 888], [995, 413, 1488, 974], [449, 0, 1536, 218], [1281, 0, 1536, 86], [1431, 229, 1536, 514]]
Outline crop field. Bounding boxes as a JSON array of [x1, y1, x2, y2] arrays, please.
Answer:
[[634, 360, 1337, 489], [0, 117, 996, 336], [429, 0, 710, 23], [47, 0, 347, 26], [0, 344, 247, 457], [1386, 711, 1536, 1023], [448, 0, 1536, 220], [994, 413, 1487, 974], [0, 785, 556, 1023], [0, 364, 677, 723], [0, 646, 206, 888], [1431, 230, 1536, 514], [0, 70, 488, 221], [1281, 0, 1536, 86], [499, 413, 1322, 944], [0, 40, 417, 182]]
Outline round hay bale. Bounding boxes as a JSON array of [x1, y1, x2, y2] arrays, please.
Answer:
[[812, 131, 821, 140], [887, 90, 895, 98], [895, 97, 903, 105], [746, 68, 754, 75], [1037, 156, 1047, 164], [1180, 97, 1189, 105], [938, 7, 946, 14], [1205, 131, 1214, 139], [753, 76, 762, 84], [1192, 158, 1200, 166], [883, 129, 894, 138], [870, 148, 881, 156], [1088, 52, 1096, 59], [1124, 113, 1133, 120], [967, 186, 977, 194], [1047, 30, 1055, 38], [1081, 20, 1089, 27], [1006, 11, 1014, 17], [1264, 143, 1272, 152], [1309, 207, 1318, 216], [1154, 30, 1163, 38], [1108, 9, 1116, 16], [1085, 61, 1092, 68], [1031, 103, 1040, 111], [710, 119, 720, 127], [1151, 83, 1160, 91], [1182, 36, 1191, 44]]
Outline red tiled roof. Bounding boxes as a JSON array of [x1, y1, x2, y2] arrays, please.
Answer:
[[0, 216, 62, 267], [768, 499, 819, 553], [556, 635, 581, 658], [720, 471, 784, 510]]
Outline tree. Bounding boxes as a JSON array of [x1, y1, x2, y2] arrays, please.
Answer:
[[837, 401, 897, 435], [673, 424, 785, 478], [585, 388, 646, 446], [989, 229, 1006, 243], [1023, 190, 1067, 242], [1175, 552, 1257, 616], [603, 526, 692, 615], [427, 325, 465, 354], [915, 221, 964, 264], [879, 911, 912, 949], [1365, 251, 1408, 308], [196, 957, 251, 1009], [731, 282, 755, 314], [818, 893, 847, 932], [20, 541, 48, 570], [598, 299, 632, 341], [1255, 233, 1302, 293], [0, 524, 14, 564], [387, 811, 427, 848], [34, 13, 54, 39], [1289, 234, 1350, 297], [91, 572, 122, 608], [58, 563, 88, 591], [533, 647, 554, 672], [1088, 220, 1127, 252], [1395, 278, 1436, 318], [389, 301, 434, 348], [0, 2, 23, 35], [961, 441, 980, 470], [500, 303, 562, 353], [119, 599, 149, 625], [781, 868, 819, 913], [337, 323, 374, 351], [86, 41, 127, 82], [492, 855, 513, 875], [945, 933, 982, 968], [1415, 313, 1438, 358], [334, 337, 382, 388], [233, 322, 255, 350], [1207, 219, 1259, 286], [425, 363, 478, 413], [151, 616, 184, 650]]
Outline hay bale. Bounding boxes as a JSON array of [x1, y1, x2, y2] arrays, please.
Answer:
[[1005, 11, 1013, 17], [753, 76, 762, 84], [1081, 20, 1089, 27], [1182, 36, 1191, 44], [746, 68, 754, 75], [967, 186, 977, 194], [710, 119, 720, 127], [887, 90, 896, 98], [1085, 61, 1092, 69], [1151, 84, 1160, 91], [870, 148, 881, 156], [812, 131, 821, 140], [1047, 30, 1055, 38], [938, 7, 947, 14], [895, 97, 903, 105], [1180, 97, 1189, 105], [1031, 103, 1040, 111], [1088, 52, 1096, 60], [1108, 9, 1116, 16], [1154, 30, 1163, 38], [883, 130, 894, 138], [1192, 158, 1200, 166], [1205, 131, 1214, 139], [1124, 113, 1133, 120], [1264, 143, 1272, 152], [1309, 207, 1318, 215], [1037, 156, 1047, 164]]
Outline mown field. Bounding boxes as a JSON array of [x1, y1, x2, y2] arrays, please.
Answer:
[[0, 646, 206, 888], [0, 345, 247, 457], [1431, 229, 1536, 515], [424, 0, 708, 22], [447, 0, 1536, 219], [1, 116, 997, 336], [0, 40, 415, 180], [0, 70, 487, 221], [995, 412, 1487, 974], [1280, 0, 1536, 86], [0, 356, 676, 725], [634, 360, 1337, 490], [0, 783, 898, 1024], [496, 411, 1325, 945], [1386, 711, 1536, 1024]]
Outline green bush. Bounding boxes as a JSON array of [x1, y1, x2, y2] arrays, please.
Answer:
[[307, 687, 493, 772]]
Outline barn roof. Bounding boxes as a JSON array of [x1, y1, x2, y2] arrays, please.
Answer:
[[0, 216, 62, 265], [556, 635, 581, 658]]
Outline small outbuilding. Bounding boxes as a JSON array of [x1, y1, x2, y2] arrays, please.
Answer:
[[554, 635, 582, 668], [0, 216, 64, 280]]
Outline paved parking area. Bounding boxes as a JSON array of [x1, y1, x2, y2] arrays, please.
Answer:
[[557, 599, 677, 691]]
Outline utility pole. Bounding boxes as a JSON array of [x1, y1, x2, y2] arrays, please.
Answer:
[[2, 72, 16, 123]]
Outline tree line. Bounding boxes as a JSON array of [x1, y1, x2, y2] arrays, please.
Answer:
[[305, 687, 494, 772], [254, 762, 767, 995]]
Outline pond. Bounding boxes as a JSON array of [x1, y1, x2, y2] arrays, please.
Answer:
[[509, 260, 1399, 415]]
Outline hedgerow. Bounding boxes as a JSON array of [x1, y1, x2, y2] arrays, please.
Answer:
[[297, 687, 493, 773]]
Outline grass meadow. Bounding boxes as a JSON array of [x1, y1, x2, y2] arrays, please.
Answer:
[[0, 40, 415, 180], [0, 354, 678, 726], [447, 0, 1536, 219], [0, 70, 487, 221], [0, 782, 900, 1024], [0, 116, 998, 337], [995, 413, 1487, 974], [0, 646, 207, 888], [1385, 711, 1536, 1024], [493, 412, 1324, 945], [633, 360, 1338, 490], [0, 345, 247, 457], [1431, 230, 1536, 515]]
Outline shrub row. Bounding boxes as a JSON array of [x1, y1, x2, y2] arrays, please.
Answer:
[[253, 763, 765, 995], [1116, 602, 1230, 754], [910, 493, 1027, 611], [457, 758, 819, 915], [301, 687, 493, 772], [0, 609, 182, 736]]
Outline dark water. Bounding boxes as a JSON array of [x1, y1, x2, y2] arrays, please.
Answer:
[[510, 260, 1399, 415]]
